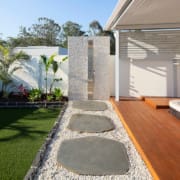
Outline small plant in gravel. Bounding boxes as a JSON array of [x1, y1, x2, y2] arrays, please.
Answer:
[[28, 88, 42, 102]]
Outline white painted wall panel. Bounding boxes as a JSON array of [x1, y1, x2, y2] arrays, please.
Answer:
[[119, 30, 180, 97], [10, 46, 68, 95]]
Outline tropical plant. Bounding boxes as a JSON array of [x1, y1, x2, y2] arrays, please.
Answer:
[[49, 60, 61, 93], [46, 94, 54, 101], [40, 54, 56, 98], [41, 55, 67, 97], [88, 20, 115, 54], [53, 88, 63, 101], [89, 20, 103, 36], [49, 56, 68, 93], [0, 45, 29, 96], [28, 88, 42, 102]]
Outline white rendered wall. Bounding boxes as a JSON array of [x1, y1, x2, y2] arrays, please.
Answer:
[[118, 30, 180, 97], [11, 46, 68, 96]]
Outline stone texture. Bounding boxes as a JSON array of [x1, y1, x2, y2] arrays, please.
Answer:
[[57, 136, 130, 175], [35, 101, 152, 180], [93, 37, 110, 100], [68, 37, 110, 100], [72, 101, 108, 111], [68, 37, 88, 100], [68, 114, 115, 133]]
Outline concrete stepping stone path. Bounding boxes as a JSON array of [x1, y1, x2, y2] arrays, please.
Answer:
[[68, 114, 115, 133], [57, 136, 130, 175], [35, 101, 152, 179], [57, 101, 130, 176], [72, 101, 108, 111]]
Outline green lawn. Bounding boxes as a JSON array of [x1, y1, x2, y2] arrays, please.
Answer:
[[0, 108, 60, 180]]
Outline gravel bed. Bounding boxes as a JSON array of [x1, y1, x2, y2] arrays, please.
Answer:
[[35, 101, 152, 180]]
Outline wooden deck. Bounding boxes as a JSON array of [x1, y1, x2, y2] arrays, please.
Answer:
[[144, 97, 180, 109], [110, 98, 180, 180]]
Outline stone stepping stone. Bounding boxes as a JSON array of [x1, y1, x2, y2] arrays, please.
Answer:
[[57, 136, 130, 175], [72, 101, 108, 111], [68, 114, 115, 133]]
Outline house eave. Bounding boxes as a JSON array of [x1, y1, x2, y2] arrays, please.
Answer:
[[115, 23, 180, 30], [105, 0, 180, 31], [104, 0, 133, 31]]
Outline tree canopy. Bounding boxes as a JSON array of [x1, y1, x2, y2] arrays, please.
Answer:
[[8, 17, 61, 47], [89, 20, 103, 36], [60, 21, 85, 48], [1, 18, 115, 54], [89, 20, 115, 54]]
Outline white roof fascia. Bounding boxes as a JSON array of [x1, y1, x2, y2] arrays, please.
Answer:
[[104, 0, 133, 30]]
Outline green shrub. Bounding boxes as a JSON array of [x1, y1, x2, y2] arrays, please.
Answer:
[[47, 94, 54, 101], [53, 88, 63, 101], [28, 88, 42, 102]]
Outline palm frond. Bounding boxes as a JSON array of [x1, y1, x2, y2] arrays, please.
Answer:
[[0, 59, 6, 67], [47, 54, 56, 67], [0, 45, 9, 57], [62, 56, 68, 62], [0, 72, 11, 84], [52, 61, 58, 74], [40, 54, 47, 65], [9, 66, 22, 75], [14, 51, 30, 60]]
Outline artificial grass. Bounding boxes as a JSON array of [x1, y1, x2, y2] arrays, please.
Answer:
[[0, 108, 60, 180]]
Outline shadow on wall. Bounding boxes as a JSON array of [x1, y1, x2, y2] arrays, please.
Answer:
[[119, 30, 180, 97], [11, 55, 68, 95], [13, 57, 41, 90]]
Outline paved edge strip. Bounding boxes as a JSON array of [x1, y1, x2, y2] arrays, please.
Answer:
[[23, 102, 68, 180], [110, 98, 159, 180]]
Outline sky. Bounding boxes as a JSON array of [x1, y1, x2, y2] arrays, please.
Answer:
[[0, 0, 118, 39]]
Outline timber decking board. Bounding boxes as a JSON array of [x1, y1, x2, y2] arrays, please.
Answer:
[[110, 98, 180, 180], [144, 97, 180, 109]]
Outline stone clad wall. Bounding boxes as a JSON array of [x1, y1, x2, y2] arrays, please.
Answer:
[[68, 37, 88, 100], [93, 37, 110, 100], [68, 37, 110, 100]]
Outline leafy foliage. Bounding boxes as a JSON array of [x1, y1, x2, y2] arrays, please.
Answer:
[[40, 54, 56, 96], [53, 88, 63, 101], [8, 17, 61, 47], [28, 88, 42, 102], [89, 20, 103, 36], [0, 45, 29, 96], [60, 21, 85, 48], [46, 94, 54, 101], [40, 54, 67, 96], [89, 20, 115, 54], [5, 17, 115, 54]]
